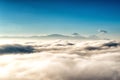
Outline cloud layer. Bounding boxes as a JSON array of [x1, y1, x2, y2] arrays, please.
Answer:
[[0, 40, 120, 80]]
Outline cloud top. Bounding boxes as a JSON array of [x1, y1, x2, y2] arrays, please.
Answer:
[[0, 40, 120, 80]]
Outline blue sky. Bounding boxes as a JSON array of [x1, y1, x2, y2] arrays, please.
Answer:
[[0, 0, 120, 39]]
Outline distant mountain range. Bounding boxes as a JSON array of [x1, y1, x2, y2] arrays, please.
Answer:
[[0, 34, 100, 40]]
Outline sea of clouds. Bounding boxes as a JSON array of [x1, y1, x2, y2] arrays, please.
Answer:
[[0, 39, 120, 80]]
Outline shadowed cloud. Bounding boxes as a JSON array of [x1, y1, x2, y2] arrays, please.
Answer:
[[102, 42, 120, 47], [0, 44, 34, 54]]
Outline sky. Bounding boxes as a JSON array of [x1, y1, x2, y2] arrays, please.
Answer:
[[0, 0, 120, 39]]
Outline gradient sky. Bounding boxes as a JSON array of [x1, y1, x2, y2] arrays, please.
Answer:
[[0, 0, 120, 39]]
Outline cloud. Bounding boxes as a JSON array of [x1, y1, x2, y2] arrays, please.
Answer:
[[0, 40, 120, 80], [72, 33, 79, 36], [98, 29, 108, 33], [87, 35, 100, 39], [84, 46, 101, 50], [0, 44, 34, 54], [0, 52, 120, 80], [31, 40, 120, 54]]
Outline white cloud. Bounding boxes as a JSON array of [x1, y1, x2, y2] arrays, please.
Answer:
[[0, 40, 120, 80]]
